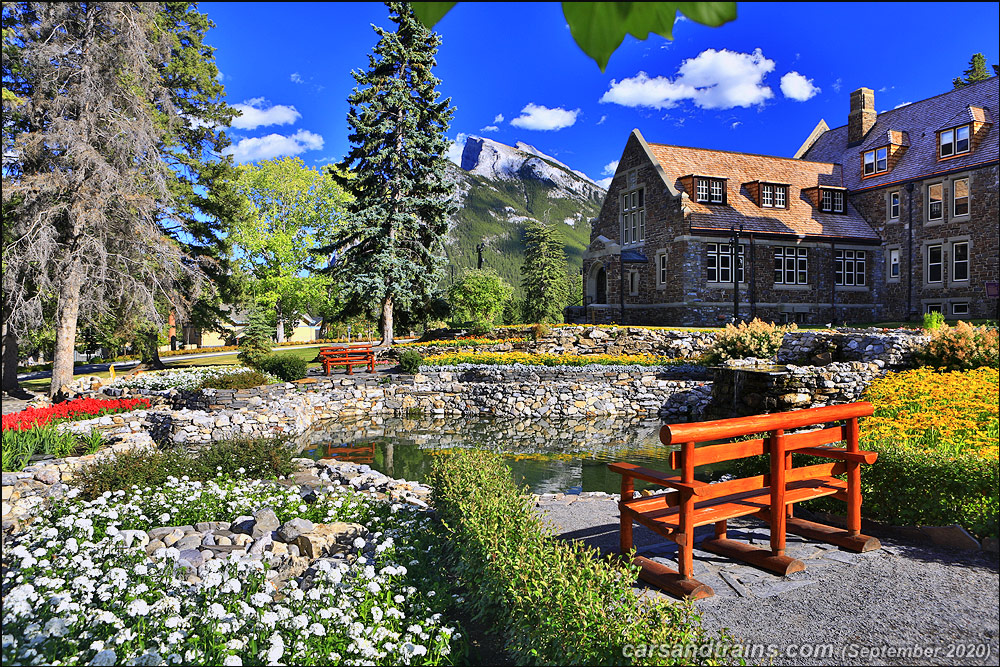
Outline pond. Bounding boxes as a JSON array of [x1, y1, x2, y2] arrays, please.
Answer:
[[296, 415, 741, 495]]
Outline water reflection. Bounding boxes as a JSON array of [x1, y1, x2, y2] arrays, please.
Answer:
[[296, 415, 737, 495]]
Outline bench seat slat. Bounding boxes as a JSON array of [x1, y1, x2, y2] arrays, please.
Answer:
[[620, 476, 848, 532]]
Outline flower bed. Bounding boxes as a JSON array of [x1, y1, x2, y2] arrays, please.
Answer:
[[1, 475, 462, 665], [394, 336, 526, 349], [108, 367, 279, 393], [2, 398, 151, 433], [420, 351, 691, 368]]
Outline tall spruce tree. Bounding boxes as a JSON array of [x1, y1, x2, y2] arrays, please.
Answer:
[[320, 1, 455, 346], [953, 53, 993, 88], [521, 220, 571, 324], [2, 2, 238, 397]]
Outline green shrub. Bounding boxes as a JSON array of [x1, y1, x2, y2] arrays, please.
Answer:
[[917, 321, 999, 371], [706, 318, 796, 363], [429, 450, 727, 666], [198, 369, 270, 390], [257, 353, 308, 381], [2, 425, 104, 472], [922, 310, 946, 331], [74, 437, 295, 499], [398, 350, 423, 374], [447, 268, 512, 333]]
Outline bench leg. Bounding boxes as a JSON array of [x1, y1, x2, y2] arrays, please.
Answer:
[[714, 519, 727, 540], [633, 555, 714, 600], [784, 517, 881, 553], [619, 476, 634, 554], [346, 362, 353, 375], [700, 537, 805, 576]]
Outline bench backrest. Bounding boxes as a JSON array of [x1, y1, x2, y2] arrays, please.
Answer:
[[320, 345, 373, 356], [662, 402, 874, 500]]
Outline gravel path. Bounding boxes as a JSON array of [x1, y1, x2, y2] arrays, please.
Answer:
[[535, 494, 999, 666]]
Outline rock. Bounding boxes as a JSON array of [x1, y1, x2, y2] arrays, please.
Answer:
[[920, 524, 981, 551], [1, 473, 17, 486], [251, 508, 280, 539], [175, 535, 204, 551], [292, 522, 367, 559], [34, 469, 60, 485], [249, 533, 272, 556], [145, 539, 165, 555], [161, 528, 185, 547], [230, 516, 255, 535], [215, 535, 232, 546], [178, 549, 205, 568], [983, 537, 998, 554], [276, 518, 315, 543], [120, 530, 149, 549]]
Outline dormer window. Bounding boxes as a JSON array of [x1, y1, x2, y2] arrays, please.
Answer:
[[863, 146, 888, 176], [760, 183, 788, 209], [696, 177, 726, 204], [939, 124, 971, 158], [819, 188, 845, 213]]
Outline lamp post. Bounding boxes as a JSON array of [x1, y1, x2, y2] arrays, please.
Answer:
[[729, 224, 743, 322], [476, 241, 486, 270]]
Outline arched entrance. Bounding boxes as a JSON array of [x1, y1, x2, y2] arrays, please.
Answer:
[[588, 264, 607, 304]]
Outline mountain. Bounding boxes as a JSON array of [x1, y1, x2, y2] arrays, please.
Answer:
[[442, 136, 606, 300]]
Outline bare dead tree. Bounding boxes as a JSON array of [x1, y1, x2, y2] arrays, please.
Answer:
[[3, 3, 202, 398]]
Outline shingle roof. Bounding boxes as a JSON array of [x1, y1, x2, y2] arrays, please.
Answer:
[[645, 143, 880, 241], [802, 77, 998, 191], [860, 128, 909, 151]]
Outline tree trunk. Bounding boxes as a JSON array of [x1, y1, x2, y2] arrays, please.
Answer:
[[51, 260, 85, 401], [134, 327, 167, 372], [2, 324, 21, 394], [379, 294, 394, 347], [275, 301, 286, 343]]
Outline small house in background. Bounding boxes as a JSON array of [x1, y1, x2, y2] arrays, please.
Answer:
[[582, 77, 998, 326], [169, 308, 324, 350]]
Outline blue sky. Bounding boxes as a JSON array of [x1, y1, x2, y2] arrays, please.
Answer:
[[202, 1, 1000, 187]]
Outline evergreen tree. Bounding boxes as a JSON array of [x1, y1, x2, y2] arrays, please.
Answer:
[[521, 220, 570, 324], [953, 53, 993, 88], [237, 307, 274, 368], [320, 1, 455, 346]]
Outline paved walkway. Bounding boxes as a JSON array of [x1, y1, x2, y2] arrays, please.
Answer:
[[536, 494, 999, 666]]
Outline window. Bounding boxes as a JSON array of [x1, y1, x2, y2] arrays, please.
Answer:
[[889, 191, 900, 219], [629, 271, 639, 296], [620, 186, 645, 245], [939, 124, 971, 158], [774, 247, 808, 285], [863, 146, 889, 176], [925, 303, 944, 314], [658, 253, 668, 285], [952, 241, 969, 282], [927, 183, 943, 220], [697, 178, 726, 204], [760, 183, 788, 209], [888, 248, 900, 279], [835, 249, 866, 286], [706, 243, 744, 283], [820, 189, 845, 213], [952, 302, 969, 316], [953, 178, 969, 216], [927, 244, 943, 283]]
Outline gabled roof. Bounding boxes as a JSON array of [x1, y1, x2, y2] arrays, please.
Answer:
[[802, 77, 999, 191], [644, 142, 879, 241], [860, 128, 910, 151]]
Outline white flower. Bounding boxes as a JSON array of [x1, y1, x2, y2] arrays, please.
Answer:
[[159, 513, 171, 524], [309, 623, 326, 637], [208, 603, 226, 619], [353, 537, 366, 549], [266, 644, 284, 663], [223, 657, 242, 667], [126, 599, 150, 616], [44, 617, 69, 637], [90, 649, 117, 666], [370, 607, 383, 623]]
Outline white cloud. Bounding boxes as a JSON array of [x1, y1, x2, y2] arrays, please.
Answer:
[[510, 103, 580, 131], [224, 129, 324, 163], [832, 78, 842, 93], [780, 71, 820, 101], [597, 115, 607, 125], [290, 72, 304, 84], [493, 113, 504, 124], [731, 121, 742, 130], [230, 98, 302, 130], [446, 133, 468, 166], [596, 177, 613, 189], [480, 125, 499, 132], [600, 48, 775, 110], [602, 160, 619, 176]]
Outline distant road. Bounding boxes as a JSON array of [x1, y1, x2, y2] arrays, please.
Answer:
[[16, 339, 414, 381]]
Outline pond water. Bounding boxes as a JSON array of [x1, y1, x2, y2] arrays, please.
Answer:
[[296, 415, 740, 495]]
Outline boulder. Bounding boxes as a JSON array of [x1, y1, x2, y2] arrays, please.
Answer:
[[292, 522, 367, 559], [276, 518, 315, 543], [251, 508, 280, 539]]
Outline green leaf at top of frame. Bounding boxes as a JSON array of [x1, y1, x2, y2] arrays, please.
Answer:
[[411, 2, 457, 28], [562, 2, 737, 71]]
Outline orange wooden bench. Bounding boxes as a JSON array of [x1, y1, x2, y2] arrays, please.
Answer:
[[319, 345, 375, 375], [609, 402, 880, 600]]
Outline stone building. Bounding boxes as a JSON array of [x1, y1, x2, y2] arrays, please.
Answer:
[[581, 77, 998, 325]]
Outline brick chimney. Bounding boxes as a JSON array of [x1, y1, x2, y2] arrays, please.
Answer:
[[848, 87, 876, 145]]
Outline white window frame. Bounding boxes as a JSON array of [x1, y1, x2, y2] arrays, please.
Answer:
[[761, 183, 773, 207], [774, 185, 787, 208], [620, 185, 645, 246], [952, 241, 969, 282], [927, 183, 943, 221], [658, 253, 668, 286], [629, 270, 639, 296], [940, 124, 971, 158], [696, 179, 709, 202], [707, 242, 744, 284], [863, 147, 889, 175], [926, 244, 943, 283], [835, 249, 866, 287], [709, 179, 724, 203], [888, 248, 900, 280], [833, 191, 844, 213], [889, 191, 900, 219], [820, 189, 844, 213], [925, 303, 944, 314], [774, 247, 808, 285], [952, 302, 969, 316], [953, 177, 969, 217]]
